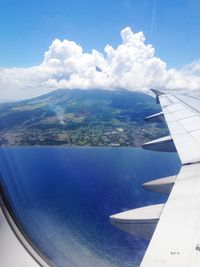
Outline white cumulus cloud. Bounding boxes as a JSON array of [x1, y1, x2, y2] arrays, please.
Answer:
[[1, 26, 200, 101]]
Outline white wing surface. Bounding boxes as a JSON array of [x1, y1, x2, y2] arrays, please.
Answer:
[[141, 90, 200, 267], [154, 90, 200, 165], [110, 90, 200, 267], [140, 163, 200, 267]]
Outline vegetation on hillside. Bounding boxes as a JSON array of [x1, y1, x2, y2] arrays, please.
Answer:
[[0, 89, 168, 146]]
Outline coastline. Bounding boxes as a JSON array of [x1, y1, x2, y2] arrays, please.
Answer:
[[0, 144, 140, 149]]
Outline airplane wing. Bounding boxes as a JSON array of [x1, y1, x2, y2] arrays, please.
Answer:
[[110, 90, 200, 267], [146, 89, 200, 165]]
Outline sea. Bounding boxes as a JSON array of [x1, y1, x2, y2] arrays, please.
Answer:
[[0, 147, 181, 267]]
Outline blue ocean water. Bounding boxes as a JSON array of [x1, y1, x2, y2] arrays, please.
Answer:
[[0, 147, 181, 267]]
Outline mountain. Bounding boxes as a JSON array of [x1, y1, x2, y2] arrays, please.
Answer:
[[0, 89, 168, 146]]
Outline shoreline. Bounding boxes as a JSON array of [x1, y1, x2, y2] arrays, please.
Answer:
[[0, 144, 139, 149]]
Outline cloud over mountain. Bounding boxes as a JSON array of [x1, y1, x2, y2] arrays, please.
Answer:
[[1, 27, 200, 100]]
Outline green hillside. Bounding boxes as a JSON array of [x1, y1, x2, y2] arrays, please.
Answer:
[[0, 89, 168, 146]]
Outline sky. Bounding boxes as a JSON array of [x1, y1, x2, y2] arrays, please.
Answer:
[[1, 0, 200, 100]]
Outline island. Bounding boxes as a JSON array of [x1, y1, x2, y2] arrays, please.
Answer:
[[0, 89, 168, 146]]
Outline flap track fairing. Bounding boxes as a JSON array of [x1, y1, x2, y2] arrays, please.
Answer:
[[142, 136, 177, 152], [110, 204, 164, 240]]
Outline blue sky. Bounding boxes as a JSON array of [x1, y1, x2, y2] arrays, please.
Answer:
[[1, 0, 200, 101], [0, 0, 200, 68]]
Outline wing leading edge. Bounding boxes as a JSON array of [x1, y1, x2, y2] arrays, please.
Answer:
[[110, 90, 200, 267]]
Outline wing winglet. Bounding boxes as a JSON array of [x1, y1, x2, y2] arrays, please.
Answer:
[[150, 89, 165, 104], [150, 89, 165, 96]]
